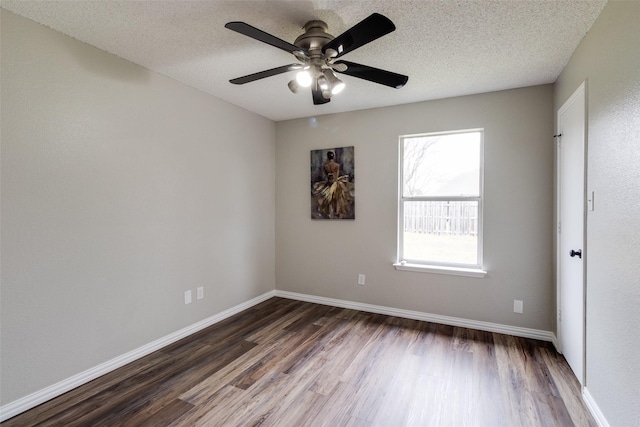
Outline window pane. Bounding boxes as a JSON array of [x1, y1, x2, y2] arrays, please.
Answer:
[[403, 201, 478, 265], [403, 132, 481, 197]]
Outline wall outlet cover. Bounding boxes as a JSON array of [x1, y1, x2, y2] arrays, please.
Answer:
[[513, 299, 523, 314]]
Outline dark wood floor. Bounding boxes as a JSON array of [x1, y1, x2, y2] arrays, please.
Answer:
[[3, 297, 596, 426]]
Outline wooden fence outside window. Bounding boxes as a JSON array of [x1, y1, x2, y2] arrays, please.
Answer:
[[404, 201, 478, 236]]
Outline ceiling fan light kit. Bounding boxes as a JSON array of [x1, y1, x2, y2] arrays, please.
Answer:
[[225, 13, 409, 105]]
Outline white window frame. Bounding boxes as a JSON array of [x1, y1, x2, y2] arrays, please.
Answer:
[[395, 129, 487, 277]]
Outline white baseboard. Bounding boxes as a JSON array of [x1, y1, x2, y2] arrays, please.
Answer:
[[274, 290, 556, 343], [0, 290, 276, 423], [582, 387, 610, 427], [550, 333, 560, 352]]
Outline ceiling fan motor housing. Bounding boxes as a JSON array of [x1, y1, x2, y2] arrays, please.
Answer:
[[294, 21, 334, 52]]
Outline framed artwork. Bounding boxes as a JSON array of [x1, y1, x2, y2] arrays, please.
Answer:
[[310, 146, 355, 219]]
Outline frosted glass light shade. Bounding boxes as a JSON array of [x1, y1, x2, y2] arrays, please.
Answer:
[[296, 70, 312, 87]]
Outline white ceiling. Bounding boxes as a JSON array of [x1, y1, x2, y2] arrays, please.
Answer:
[[2, 0, 607, 121]]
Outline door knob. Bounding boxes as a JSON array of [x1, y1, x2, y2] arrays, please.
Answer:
[[570, 249, 582, 258]]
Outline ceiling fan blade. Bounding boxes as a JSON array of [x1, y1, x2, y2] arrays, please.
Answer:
[[230, 64, 303, 85], [312, 80, 330, 105], [226, 22, 309, 57], [322, 13, 396, 59], [334, 60, 408, 89]]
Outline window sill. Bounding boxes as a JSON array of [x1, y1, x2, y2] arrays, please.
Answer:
[[393, 262, 487, 278]]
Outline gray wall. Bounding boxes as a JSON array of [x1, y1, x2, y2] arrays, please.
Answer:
[[0, 10, 276, 405], [555, 2, 640, 425], [276, 85, 554, 331]]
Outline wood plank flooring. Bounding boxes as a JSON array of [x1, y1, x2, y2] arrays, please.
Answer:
[[2, 298, 596, 426]]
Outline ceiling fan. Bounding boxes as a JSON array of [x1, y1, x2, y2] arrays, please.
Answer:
[[225, 13, 409, 105]]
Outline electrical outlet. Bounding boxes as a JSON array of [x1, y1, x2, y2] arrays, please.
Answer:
[[513, 299, 523, 314], [197, 286, 204, 300], [184, 290, 192, 305], [358, 274, 365, 286]]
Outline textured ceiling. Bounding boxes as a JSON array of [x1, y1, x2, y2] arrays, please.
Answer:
[[1, 0, 607, 121]]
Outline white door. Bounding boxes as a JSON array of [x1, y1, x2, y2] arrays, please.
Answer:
[[557, 82, 586, 385]]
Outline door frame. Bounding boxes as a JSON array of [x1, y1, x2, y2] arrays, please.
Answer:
[[556, 80, 588, 385]]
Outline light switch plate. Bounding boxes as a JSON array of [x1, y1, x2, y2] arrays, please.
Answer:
[[587, 191, 595, 211]]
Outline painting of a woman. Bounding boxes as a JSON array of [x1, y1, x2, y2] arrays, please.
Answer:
[[310, 147, 355, 219]]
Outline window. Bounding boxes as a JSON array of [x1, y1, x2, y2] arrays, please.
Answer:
[[396, 129, 485, 276]]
